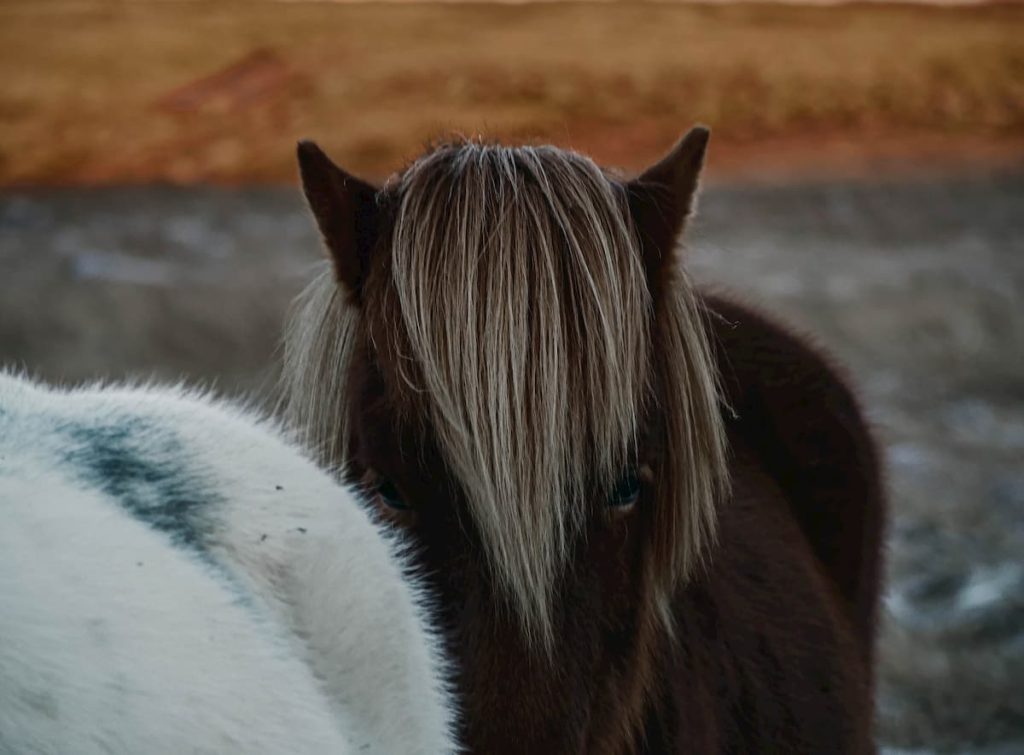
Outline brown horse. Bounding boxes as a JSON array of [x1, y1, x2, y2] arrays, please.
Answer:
[[282, 127, 885, 753]]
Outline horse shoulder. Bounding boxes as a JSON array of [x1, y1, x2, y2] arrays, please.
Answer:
[[702, 292, 886, 660], [107, 388, 459, 755], [196, 433, 458, 755], [666, 444, 876, 753], [0, 377, 457, 755], [0, 475, 355, 755]]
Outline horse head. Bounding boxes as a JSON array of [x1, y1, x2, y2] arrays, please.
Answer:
[[284, 129, 729, 753]]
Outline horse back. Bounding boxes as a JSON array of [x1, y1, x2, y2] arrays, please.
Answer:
[[702, 293, 886, 661]]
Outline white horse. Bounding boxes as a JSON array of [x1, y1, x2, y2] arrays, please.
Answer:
[[0, 372, 458, 755]]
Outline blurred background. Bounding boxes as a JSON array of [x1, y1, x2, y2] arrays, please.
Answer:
[[1, 1, 1022, 752]]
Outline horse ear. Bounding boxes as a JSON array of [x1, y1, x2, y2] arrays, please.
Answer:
[[297, 140, 380, 297], [626, 126, 710, 284]]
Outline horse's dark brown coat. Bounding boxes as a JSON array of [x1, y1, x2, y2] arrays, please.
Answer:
[[295, 134, 884, 753]]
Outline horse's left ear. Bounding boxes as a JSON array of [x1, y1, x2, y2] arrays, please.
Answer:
[[297, 140, 380, 299], [626, 126, 710, 284]]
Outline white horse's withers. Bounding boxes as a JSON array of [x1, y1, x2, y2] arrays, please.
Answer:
[[0, 372, 457, 755]]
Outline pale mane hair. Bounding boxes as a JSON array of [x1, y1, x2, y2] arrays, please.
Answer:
[[282, 272, 357, 471], [283, 141, 728, 646]]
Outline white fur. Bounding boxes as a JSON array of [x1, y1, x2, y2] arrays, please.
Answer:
[[0, 372, 457, 755]]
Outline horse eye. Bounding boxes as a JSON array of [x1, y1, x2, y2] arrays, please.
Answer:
[[608, 469, 641, 508], [374, 478, 409, 511]]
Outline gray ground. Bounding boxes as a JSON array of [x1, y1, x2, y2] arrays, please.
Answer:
[[2, 174, 1022, 753]]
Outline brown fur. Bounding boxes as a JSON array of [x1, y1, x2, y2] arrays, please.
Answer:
[[284, 130, 884, 752]]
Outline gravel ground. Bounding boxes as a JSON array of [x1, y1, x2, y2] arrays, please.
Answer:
[[2, 174, 1021, 752]]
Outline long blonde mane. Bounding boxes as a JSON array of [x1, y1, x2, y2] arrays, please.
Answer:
[[283, 141, 728, 646]]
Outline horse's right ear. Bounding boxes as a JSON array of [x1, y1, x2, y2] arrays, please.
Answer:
[[297, 140, 380, 298], [626, 126, 710, 286]]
